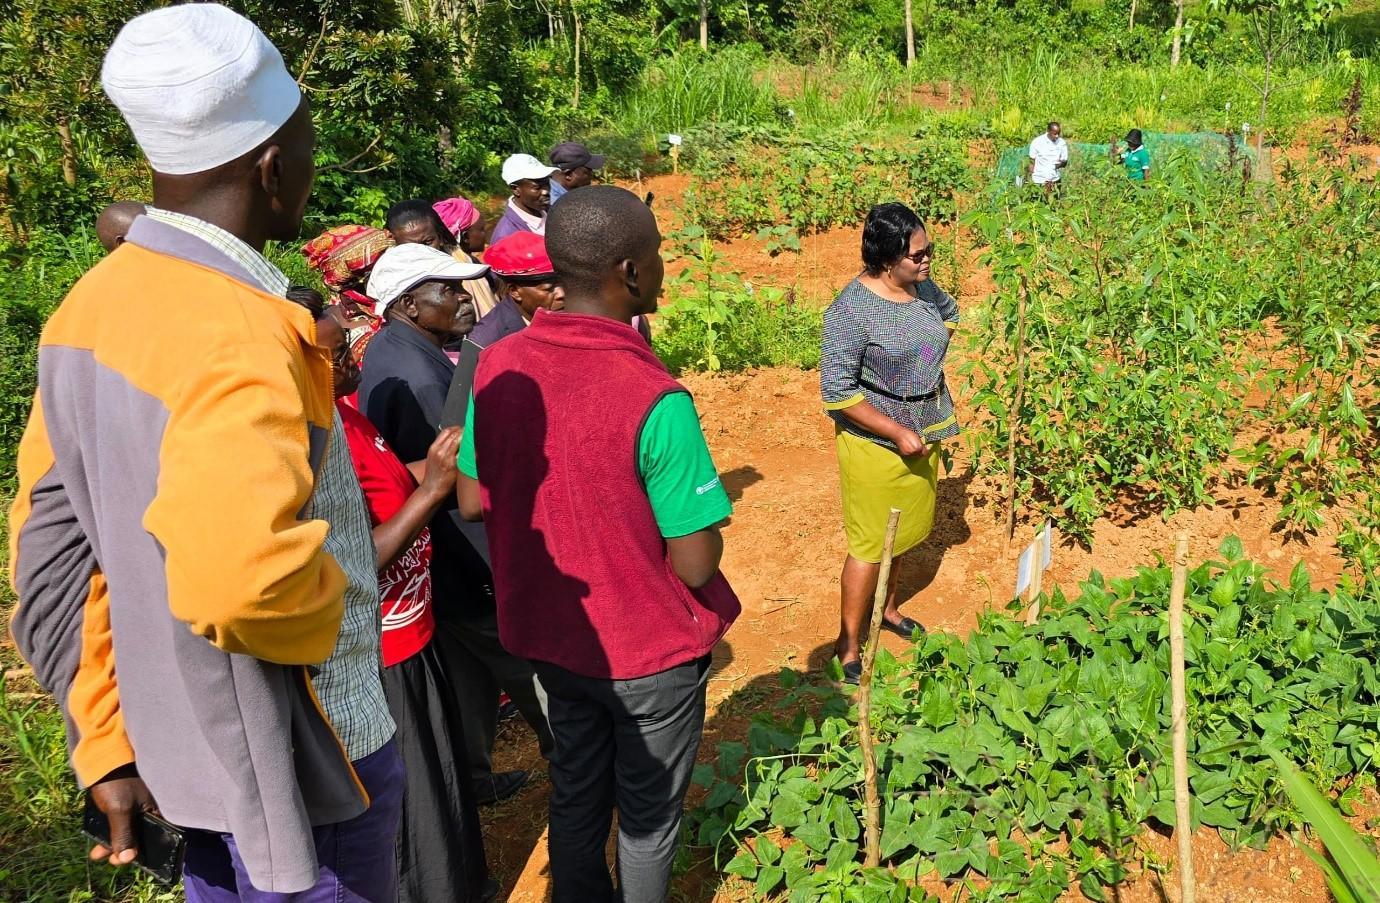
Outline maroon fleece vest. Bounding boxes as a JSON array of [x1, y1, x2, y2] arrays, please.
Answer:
[[472, 310, 740, 679]]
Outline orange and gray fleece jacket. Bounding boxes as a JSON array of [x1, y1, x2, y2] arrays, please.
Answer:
[[7, 216, 367, 893]]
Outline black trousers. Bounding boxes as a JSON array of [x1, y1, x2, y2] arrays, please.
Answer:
[[534, 655, 711, 903], [434, 609, 555, 786], [384, 641, 489, 903]]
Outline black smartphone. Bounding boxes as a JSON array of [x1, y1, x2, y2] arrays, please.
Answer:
[[644, 192, 655, 208], [82, 792, 187, 886]]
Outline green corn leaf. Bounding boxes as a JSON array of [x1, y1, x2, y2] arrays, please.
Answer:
[[1269, 750, 1380, 901]]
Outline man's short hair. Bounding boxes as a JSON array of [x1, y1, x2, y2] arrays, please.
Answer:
[[546, 186, 656, 290], [1048, 120, 1061, 130], [95, 201, 147, 251], [386, 199, 448, 238]]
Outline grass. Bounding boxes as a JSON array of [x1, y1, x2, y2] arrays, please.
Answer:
[[610, 46, 787, 141], [913, 44, 1380, 145], [0, 504, 176, 903]]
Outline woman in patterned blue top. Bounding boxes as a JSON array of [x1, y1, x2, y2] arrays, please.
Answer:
[[820, 202, 960, 684]]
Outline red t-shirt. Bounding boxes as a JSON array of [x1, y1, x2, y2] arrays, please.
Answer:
[[337, 400, 435, 667]]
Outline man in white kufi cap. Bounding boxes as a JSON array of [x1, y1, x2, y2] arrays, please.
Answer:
[[7, 4, 403, 900]]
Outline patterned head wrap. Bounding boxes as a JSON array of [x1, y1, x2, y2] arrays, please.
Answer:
[[432, 197, 481, 240], [301, 225, 395, 288]]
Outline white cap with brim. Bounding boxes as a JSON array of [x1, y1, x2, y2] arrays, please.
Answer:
[[501, 153, 559, 186], [366, 244, 490, 317], [101, 4, 302, 176]]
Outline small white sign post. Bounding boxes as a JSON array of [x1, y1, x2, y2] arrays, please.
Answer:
[[1015, 520, 1054, 625]]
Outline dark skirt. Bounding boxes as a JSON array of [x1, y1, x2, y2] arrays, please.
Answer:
[[385, 639, 490, 903]]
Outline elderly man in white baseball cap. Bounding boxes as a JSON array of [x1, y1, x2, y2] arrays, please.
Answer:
[[358, 243, 558, 814], [9, 4, 408, 901], [489, 152, 561, 245]]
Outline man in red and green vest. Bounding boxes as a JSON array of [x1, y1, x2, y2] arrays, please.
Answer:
[[457, 185, 739, 902]]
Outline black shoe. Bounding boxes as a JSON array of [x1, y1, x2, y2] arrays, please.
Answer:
[[474, 769, 530, 806], [880, 616, 924, 640], [480, 877, 501, 901], [496, 699, 520, 722], [839, 660, 862, 686]]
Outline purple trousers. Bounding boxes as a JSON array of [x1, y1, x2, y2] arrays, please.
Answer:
[[183, 739, 403, 903]]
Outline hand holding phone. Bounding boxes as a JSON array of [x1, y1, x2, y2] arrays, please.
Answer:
[[83, 769, 185, 885]]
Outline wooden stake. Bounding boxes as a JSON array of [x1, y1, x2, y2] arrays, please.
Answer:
[[670, 142, 680, 174], [1004, 274, 1030, 548], [859, 507, 902, 869], [1169, 531, 1196, 903]]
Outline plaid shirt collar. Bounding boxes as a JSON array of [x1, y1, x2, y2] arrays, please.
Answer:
[[145, 208, 290, 297]]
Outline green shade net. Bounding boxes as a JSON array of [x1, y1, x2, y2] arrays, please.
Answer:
[[993, 131, 1254, 186]]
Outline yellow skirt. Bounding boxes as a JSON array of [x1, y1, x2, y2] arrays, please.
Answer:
[[835, 427, 940, 563]]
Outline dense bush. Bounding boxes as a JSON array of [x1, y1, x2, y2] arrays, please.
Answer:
[[680, 130, 971, 240]]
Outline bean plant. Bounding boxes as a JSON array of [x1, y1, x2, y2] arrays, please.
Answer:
[[688, 540, 1380, 902], [1235, 159, 1380, 540], [653, 224, 822, 374]]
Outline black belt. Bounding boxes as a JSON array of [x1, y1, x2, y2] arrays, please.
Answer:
[[860, 374, 945, 403]]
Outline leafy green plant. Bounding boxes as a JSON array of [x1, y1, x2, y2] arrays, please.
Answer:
[[680, 130, 970, 241], [654, 232, 821, 373], [965, 156, 1265, 540], [754, 224, 800, 256], [1234, 161, 1380, 538], [689, 539, 1380, 901]]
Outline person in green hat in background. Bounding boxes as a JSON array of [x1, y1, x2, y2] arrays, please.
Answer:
[[1112, 129, 1150, 181]]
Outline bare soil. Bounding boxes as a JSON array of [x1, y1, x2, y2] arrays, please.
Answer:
[[481, 172, 1358, 901]]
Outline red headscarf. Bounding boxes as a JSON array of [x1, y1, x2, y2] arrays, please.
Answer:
[[301, 225, 394, 289]]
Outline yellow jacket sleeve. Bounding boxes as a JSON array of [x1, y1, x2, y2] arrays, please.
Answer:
[[143, 342, 346, 664], [68, 571, 138, 785]]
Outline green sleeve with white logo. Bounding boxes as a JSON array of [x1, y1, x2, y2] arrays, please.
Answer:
[[457, 391, 477, 478], [638, 391, 732, 538]]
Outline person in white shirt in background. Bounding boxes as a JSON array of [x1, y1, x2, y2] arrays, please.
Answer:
[[1026, 121, 1069, 196]]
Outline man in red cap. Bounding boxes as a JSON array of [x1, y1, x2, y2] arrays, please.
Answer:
[[470, 233, 563, 350]]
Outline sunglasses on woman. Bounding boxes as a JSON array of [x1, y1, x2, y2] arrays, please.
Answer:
[[903, 243, 935, 264]]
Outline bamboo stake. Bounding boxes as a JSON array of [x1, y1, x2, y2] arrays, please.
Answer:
[[903, 0, 916, 67], [1169, 531, 1196, 903], [1004, 274, 1030, 548], [859, 507, 902, 869]]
